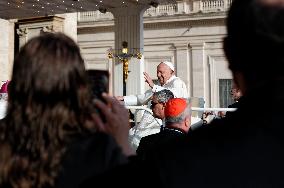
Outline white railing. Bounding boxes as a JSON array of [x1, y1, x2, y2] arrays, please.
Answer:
[[77, 11, 113, 22], [77, 0, 232, 22], [126, 105, 236, 127], [144, 4, 177, 17], [201, 0, 232, 12], [192, 107, 236, 112]]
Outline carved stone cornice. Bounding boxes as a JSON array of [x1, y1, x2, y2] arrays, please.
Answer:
[[145, 18, 225, 29], [189, 42, 204, 50], [78, 25, 114, 34], [17, 16, 64, 25], [173, 43, 189, 50], [78, 17, 225, 34], [17, 16, 64, 33]]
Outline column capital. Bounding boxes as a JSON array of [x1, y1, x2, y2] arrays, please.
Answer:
[[174, 43, 189, 50], [41, 25, 54, 33], [189, 42, 204, 50], [16, 28, 28, 37]]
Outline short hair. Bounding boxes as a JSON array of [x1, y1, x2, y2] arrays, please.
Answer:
[[153, 89, 174, 103], [165, 99, 191, 125], [224, 0, 284, 82]]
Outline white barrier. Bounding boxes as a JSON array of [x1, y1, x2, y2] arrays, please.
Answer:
[[126, 105, 237, 127], [191, 107, 236, 112], [126, 106, 237, 113]]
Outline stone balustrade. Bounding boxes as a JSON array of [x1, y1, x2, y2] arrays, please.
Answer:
[[77, 0, 232, 22], [77, 11, 114, 22], [144, 4, 177, 17], [200, 0, 232, 12]]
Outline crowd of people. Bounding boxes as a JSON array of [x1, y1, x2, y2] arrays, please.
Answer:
[[1, 0, 283, 187]]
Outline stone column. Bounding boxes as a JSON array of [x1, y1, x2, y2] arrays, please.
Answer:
[[190, 42, 208, 105], [110, 5, 148, 96], [57, 13, 77, 42], [0, 19, 14, 82], [174, 43, 191, 97]]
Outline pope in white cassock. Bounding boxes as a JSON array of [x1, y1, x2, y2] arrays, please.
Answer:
[[116, 61, 189, 150]]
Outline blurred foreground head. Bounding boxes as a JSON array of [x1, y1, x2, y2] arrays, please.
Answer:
[[10, 33, 89, 110], [224, 0, 284, 92], [0, 33, 93, 187]]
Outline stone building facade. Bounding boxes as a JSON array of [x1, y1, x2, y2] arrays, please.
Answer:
[[78, 0, 233, 107], [0, 0, 233, 108]]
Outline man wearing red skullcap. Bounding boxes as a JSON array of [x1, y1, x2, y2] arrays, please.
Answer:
[[136, 98, 191, 160], [163, 98, 191, 133]]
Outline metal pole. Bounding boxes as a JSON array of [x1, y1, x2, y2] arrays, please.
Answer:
[[122, 59, 128, 96], [123, 77, 126, 96]]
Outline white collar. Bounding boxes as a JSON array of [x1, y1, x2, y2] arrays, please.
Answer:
[[161, 75, 176, 86], [163, 127, 185, 134]]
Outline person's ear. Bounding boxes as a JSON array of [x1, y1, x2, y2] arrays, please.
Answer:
[[185, 116, 191, 127]]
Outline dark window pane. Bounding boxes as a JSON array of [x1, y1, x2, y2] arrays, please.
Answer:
[[219, 79, 234, 108]]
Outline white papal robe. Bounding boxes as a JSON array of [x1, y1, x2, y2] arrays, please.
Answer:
[[126, 75, 189, 150]]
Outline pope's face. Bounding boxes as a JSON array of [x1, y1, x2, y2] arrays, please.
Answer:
[[156, 63, 173, 86]]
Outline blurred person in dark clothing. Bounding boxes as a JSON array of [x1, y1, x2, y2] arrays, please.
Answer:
[[144, 0, 284, 186], [0, 33, 133, 188], [217, 81, 244, 118], [228, 81, 243, 108]]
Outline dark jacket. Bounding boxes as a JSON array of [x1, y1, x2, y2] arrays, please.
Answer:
[[82, 86, 284, 188], [147, 87, 284, 187], [137, 128, 186, 160], [225, 96, 243, 118], [55, 132, 127, 188]]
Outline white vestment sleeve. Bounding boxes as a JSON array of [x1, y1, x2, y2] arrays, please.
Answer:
[[123, 89, 153, 106], [152, 78, 188, 98]]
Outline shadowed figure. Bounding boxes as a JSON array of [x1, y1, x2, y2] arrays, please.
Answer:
[[0, 33, 132, 188], [81, 0, 284, 187]]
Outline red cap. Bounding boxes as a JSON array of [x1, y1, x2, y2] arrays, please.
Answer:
[[165, 98, 187, 117], [0, 81, 10, 93]]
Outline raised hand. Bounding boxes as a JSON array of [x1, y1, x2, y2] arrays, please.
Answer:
[[143, 72, 154, 88]]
